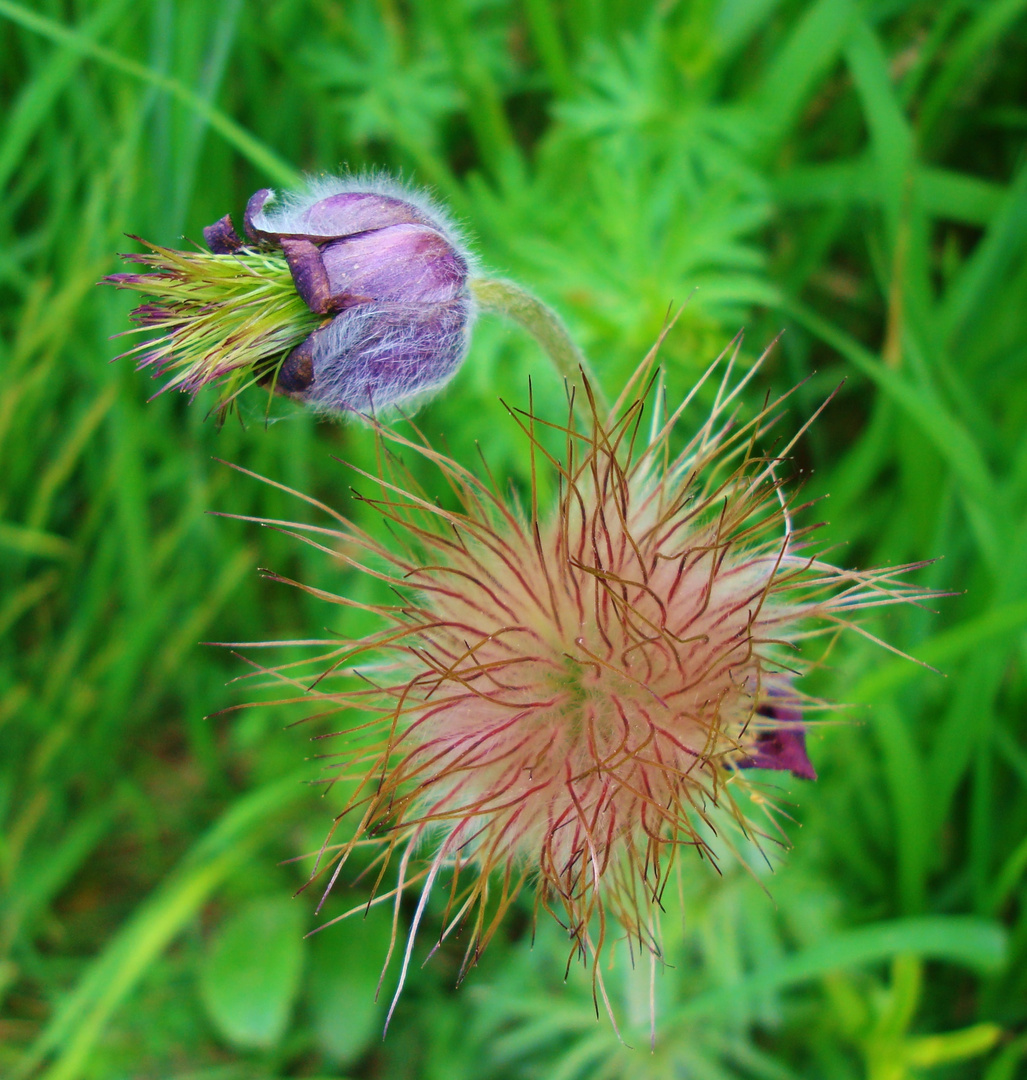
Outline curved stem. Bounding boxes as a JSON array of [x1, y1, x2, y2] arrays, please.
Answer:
[[470, 277, 610, 423]]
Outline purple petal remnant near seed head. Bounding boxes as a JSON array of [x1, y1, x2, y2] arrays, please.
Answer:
[[738, 697, 818, 780], [202, 214, 242, 255], [206, 178, 474, 414]]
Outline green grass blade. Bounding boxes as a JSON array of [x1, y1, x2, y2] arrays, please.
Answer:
[[0, 0, 300, 187], [672, 916, 1008, 1024], [14, 773, 311, 1080]]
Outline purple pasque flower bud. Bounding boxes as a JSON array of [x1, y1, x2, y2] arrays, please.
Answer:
[[209, 177, 474, 414]]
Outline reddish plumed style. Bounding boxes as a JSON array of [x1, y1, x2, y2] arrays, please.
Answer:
[[232, 343, 932, 1025]]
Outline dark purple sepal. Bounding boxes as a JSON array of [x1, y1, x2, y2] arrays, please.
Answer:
[[280, 237, 336, 314], [276, 333, 316, 394], [739, 726, 817, 780], [203, 214, 242, 254]]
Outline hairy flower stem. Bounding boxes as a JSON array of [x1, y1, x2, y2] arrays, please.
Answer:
[[470, 277, 610, 421]]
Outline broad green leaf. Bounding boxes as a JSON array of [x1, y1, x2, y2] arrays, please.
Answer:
[[199, 894, 307, 1050], [306, 907, 396, 1065]]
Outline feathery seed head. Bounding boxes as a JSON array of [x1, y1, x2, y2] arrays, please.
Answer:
[[242, 339, 932, 1023]]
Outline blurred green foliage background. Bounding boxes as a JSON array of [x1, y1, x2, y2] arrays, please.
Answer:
[[2, 0, 1027, 1077]]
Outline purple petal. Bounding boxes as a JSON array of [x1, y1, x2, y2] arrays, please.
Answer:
[[319, 224, 467, 305], [287, 192, 431, 239], [203, 214, 242, 254], [249, 191, 436, 244], [740, 727, 817, 780], [244, 188, 275, 243], [248, 183, 473, 411], [288, 297, 470, 412], [735, 694, 817, 780]]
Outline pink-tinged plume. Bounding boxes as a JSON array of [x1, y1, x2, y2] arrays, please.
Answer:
[[227, 339, 935, 1028]]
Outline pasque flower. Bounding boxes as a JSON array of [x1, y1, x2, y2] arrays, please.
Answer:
[[106, 176, 473, 417], [238, 341, 932, 1025]]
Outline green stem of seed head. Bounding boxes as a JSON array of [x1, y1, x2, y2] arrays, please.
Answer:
[[470, 277, 610, 423]]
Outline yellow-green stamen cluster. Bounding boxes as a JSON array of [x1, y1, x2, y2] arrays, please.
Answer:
[[108, 241, 321, 418]]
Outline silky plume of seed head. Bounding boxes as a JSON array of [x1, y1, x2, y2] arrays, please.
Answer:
[[223, 336, 937, 1030]]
